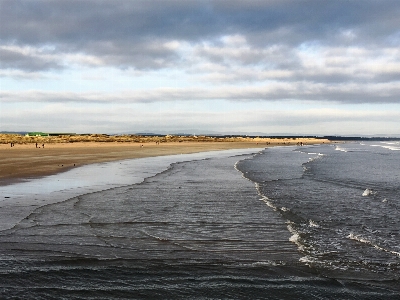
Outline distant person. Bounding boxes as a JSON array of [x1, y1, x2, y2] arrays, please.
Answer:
[[36, 143, 38, 148], [42, 144, 44, 148]]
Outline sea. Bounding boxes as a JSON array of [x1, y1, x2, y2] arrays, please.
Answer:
[[0, 142, 399, 299]]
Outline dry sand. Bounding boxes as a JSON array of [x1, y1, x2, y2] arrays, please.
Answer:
[[0, 137, 329, 185]]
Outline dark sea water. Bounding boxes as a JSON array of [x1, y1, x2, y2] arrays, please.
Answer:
[[0, 143, 399, 299]]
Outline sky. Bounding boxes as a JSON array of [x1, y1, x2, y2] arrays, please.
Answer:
[[1, 0, 400, 136]]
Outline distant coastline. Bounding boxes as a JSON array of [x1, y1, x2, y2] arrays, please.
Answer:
[[1, 132, 398, 144], [0, 133, 330, 144]]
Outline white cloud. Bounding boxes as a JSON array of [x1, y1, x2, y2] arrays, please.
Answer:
[[2, 102, 399, 135], [2, 79, 400, 105]]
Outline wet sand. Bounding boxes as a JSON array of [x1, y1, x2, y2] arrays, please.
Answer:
[[0, 138, 328, 185]]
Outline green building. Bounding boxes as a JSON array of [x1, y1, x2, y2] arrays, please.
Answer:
[[26, 132, 49, 137]]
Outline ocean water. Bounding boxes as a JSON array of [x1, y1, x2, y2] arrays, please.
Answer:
[[0, 143, 399, 299]]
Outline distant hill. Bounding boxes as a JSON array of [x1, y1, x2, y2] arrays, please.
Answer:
[[0, 131, 28, 135]]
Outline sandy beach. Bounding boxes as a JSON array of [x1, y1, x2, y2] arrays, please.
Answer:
[[0, 137, 329, 185]]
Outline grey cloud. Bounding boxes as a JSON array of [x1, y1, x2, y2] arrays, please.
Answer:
[[0, 48, 63, 71], [3, 104, 400, 135], [83, 40, 180, 70], [213, 0, 400, 47], [0, 0, 208, 70], [193, 43, 400, 85], [0, 1, 217, 44], [1, 0, 399, 71], [2, 81, 400, 104], [228, 110, 400, 129], [194, 43, 295, 68]]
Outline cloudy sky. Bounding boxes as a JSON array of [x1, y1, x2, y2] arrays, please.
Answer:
[[1, 0, 400, 135]]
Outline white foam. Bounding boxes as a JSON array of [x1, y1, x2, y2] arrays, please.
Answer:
[[289, 233, 300, 243], [308, 220, 320, 228], [347, 233, 400, 257], [335, 146, 347, 152], [370, 142, 400, 151], [381, 142, 398, 145], [247, 261, 283, 267], [287, 223, 305, 252], [362, 188, 376, 196], [307, 153, 325, 163], [299, 255, 318, 264], [259, 196, 277, 211], [381, 145, 400, 151]]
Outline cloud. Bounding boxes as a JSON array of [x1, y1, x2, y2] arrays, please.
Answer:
[[2, 81, 400, 105], [192, 40, 400, 84], [2, 103, 399, 135], [0, 70, 47, 80], [0, 0, 225, 71], [1, 1, 400, 134], [0, 45, 63, 71], [1, 0, 400, 71]]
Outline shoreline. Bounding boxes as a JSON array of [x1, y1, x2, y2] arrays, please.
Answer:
[[0, 138, 329, 185], [0, 147, 270, 231]]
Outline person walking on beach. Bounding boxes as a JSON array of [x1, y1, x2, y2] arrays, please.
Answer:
[[36, 143, 38, 148]]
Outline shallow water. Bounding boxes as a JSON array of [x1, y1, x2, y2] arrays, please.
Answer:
[[0, 149, 258, 231], [0, 145, 399, 299]]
